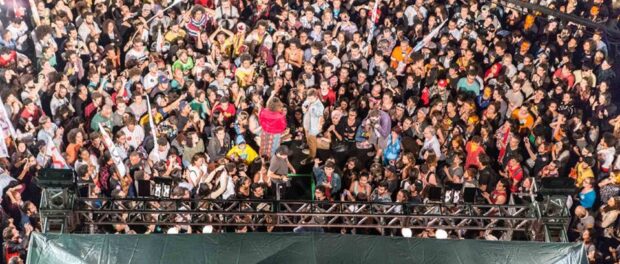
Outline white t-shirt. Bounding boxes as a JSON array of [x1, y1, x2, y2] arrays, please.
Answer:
[[121, 125, 145, 149]]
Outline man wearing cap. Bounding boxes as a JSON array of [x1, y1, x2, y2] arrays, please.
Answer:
[[226, 135, 258, 165], [149, 75, 171, 98]]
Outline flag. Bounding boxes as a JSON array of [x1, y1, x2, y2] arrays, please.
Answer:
[[0, 97, 16, 138], [98, 123, 127, 177], [366, 0, 380, 44], [413, 20, 447, 52], [0, 127, 8, 158], [155, 26, 164, 53], [46, 135, 68, 169], [145, 95, 159, 160]]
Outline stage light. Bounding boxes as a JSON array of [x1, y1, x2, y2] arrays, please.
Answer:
[[401, 228, 412, 238], [435, 229, 448, 239]]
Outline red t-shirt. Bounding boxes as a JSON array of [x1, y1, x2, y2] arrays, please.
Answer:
[[212, 103, 236, 121], [507, 165, 523, 193], [320, 89, 336, 106], [0, 51, 16, 68], [465, 142, 485, 169]]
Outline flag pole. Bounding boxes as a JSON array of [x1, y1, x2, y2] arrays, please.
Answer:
[[145, 95, 160, 161]]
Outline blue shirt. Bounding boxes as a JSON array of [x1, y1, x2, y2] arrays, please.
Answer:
[[302, 99, 324, 136], [579, 189, 596, 209]]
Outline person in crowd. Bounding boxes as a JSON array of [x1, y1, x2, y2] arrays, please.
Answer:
[[0, 0, 619, 259]]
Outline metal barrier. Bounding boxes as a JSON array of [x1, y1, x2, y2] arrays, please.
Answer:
[[73, 197, 547, 238]]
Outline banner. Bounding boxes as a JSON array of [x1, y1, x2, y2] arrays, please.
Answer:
[[413, 20, 447, 52], [155, 26, 164, 53], [46, 135, 68, 169], [98, 123, 126, 177], [0, 126, 8, 158], [0, 97, 16, 138], [145, 95, 159, 160]]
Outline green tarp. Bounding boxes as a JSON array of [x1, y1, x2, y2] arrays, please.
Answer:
[[27, 232, 586, 264]]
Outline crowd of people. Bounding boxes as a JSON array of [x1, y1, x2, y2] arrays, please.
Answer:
[[0, 0, 619, 262]]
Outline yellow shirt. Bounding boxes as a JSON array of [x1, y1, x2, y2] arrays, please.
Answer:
[[226, 145, 258, 165], [575, 162, 594, 187], [235, 67, 254, 88], [165, 30, 187, 42]]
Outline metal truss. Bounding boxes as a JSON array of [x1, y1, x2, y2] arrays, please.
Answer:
[[73, 197, 546, 239]]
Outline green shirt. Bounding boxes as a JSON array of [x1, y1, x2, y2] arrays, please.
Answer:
[[91, 113, 113, 132], [172, 57, 194, 73], [457, 78, 481, 96]]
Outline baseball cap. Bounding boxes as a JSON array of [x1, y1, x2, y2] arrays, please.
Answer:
[[178, 101, 188, 112], [235, 135, 246, 145], [438, 79, 448, 88]]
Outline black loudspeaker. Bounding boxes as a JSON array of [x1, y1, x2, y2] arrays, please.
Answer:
[[286, 176, 313, 200], [39, 168, 75, 188], [463, 187, 477, 203], [427, 186, 443, 201], [136, 180, 151, 197], [539, 177, 577, 196]]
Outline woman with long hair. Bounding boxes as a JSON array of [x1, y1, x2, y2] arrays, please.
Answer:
[[258, 96, 286, 158]]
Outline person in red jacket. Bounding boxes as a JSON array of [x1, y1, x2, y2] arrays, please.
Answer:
[[258, 96, 286, 158]]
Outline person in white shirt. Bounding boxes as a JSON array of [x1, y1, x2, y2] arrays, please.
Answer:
[[404, 0, 428, 26], [598, 134, 617, 174], [149, 138, 170, 165], [77, 12, 101, 41], [120, 117, 145, 150], [419, 126, 443, 160], [49, 85, 70, 116], [205, 163, 235, 199]]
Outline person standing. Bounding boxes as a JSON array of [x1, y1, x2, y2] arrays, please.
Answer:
[[301, 89, 324, 165], [268, 146, 296, 200], [258, 96, 286, 158]]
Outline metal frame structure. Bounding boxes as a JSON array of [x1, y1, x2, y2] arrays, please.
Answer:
[[39, 187, 75, 233], [72, 197, 549, 239]]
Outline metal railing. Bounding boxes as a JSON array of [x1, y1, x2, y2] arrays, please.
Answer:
[[72, 197, 543, 237]]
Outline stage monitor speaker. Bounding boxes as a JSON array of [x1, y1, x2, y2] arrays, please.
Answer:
[[539, 177, 577, 196], [39, 168, 75, 188], [463, 187, 477, 203], [286, 175, 313, 200], [427, 186, 443, 201]]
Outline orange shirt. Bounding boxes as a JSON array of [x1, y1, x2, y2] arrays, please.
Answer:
[[511, 109, 534, 133], [390, 46, 413, 69], [66, 142, 83, 165]]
